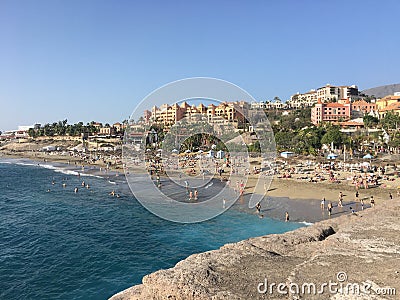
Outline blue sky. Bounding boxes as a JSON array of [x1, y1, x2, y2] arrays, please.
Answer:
[[1, 0, 399, 131]]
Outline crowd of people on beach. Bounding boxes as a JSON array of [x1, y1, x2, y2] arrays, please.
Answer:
[[40, 147, 400, 224]]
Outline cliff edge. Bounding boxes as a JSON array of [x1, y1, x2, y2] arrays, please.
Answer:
[[110, 200, 400, 299]]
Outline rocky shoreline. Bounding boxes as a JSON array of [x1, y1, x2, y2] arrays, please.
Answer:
[[110, 199, 400, 300]]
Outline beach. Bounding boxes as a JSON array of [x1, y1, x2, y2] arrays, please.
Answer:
[[2, 140, 399, 223]]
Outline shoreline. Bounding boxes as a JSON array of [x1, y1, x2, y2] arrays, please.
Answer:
[[0, 155, 362, 224]]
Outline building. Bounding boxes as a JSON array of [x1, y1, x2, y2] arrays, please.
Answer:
[[375, 94, 400, 111], [99, 127, 115, 136], [92, 122, 102, 129], [250, 101, 268, 109], [378, 102, 400, 119], [351, 100, 377, 117], [113, 122, 124, 133], [146, 101, 249, 130], [288, 90, 318, 108], [311, 99, 351, 125], [264, 99, 288, 110], [316, 84, 359, 102]]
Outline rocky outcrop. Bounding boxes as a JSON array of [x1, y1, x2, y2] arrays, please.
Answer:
[[110, 200, 400, 299]]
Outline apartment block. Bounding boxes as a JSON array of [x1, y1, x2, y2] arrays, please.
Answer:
[[311, 99, 351, 125]]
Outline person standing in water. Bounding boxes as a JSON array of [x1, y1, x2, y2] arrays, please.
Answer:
[[321, 198, 326, 210], [285, 211, 289, 222], [327, 202, 333, 217], [256, 202, 261, 214]]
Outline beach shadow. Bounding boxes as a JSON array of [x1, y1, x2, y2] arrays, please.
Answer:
[[267, 188, 277, 192]]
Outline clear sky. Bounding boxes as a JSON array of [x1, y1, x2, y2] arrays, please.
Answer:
[[1, 0, 399, 131]]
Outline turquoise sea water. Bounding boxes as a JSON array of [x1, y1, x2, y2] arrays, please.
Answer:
[[0, 159, 304, 299]]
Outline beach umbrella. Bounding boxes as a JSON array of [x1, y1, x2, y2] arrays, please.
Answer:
[[171, 149, 179, 153], [185, 149, 191, 153], [363, 154, 373, 159], [327, 153, 338, 160]]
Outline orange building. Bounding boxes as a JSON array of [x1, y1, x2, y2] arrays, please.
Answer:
[[146, 101, 248, 129], [351, 100, 377, 115], [378, 102, 400, 119]]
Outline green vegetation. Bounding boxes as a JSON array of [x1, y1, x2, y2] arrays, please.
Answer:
[[27, 120, 119, 138]]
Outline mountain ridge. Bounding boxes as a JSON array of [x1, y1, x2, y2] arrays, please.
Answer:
[[361, 83, 400, 98]]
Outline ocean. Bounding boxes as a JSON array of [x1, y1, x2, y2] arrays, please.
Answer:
[[0, 159, 304, 299]]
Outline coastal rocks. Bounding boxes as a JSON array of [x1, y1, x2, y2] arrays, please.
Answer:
[[110, 200, 400, 300]]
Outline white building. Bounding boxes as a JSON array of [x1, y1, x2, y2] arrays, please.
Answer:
[[288, 90, 317, 108], [316, 84, 359, 102]]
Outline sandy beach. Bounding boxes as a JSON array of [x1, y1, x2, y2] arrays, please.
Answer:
[[2, 138, 400, 226]]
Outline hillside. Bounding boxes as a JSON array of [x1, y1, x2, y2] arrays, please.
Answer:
[[362, 83, 400, 98]]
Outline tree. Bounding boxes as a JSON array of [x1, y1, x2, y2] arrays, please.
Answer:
[[321, 125, 348, 149], [380, 112, 400, 130], [274, 131, 296, 151], [28, 128, 36, 138], [363, 115, 379, 128]]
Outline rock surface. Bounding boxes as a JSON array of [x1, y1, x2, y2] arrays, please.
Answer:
[[110, 200, 400, 299]]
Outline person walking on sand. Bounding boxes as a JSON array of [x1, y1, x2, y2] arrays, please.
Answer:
[[370, 196, 375, 207], [355, 191, 359, 201], [360, 198, 364, 210], [389, 192, 393, 200], [285, 211, 289, 222]]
